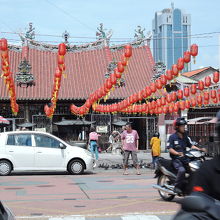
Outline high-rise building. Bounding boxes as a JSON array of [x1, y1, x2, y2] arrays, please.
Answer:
[[152, 3, 191, 71]]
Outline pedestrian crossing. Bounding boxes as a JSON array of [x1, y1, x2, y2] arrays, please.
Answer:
[[48, 214, 169, 220]]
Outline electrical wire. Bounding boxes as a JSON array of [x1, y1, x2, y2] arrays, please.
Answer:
[[45, 0, 95, 32], [0, 30, 220, 40]]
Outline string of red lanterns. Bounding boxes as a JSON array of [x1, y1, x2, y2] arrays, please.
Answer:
[[91, 44, 200, 115], [70, 45, 132, 116], [44, 43, 67, 118], [0, 38, 19, 115], [93, 55, 220, 115]]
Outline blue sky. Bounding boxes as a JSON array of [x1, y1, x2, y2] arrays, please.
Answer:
[[1, 0, 220, 69]]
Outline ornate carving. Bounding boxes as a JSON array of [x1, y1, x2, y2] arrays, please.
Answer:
[[134, 25, 146, 40], [25, 22, 35, 40], [62, 30, 70, 44], [151, 61, 166, 81], [96, 23, 113, 46], [15, 60, 35, 87]]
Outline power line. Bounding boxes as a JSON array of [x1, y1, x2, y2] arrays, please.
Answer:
[[0, 30, 220, 40], [45, 0, 95, 32]]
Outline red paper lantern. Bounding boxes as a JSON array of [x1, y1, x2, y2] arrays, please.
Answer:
[[141, 89, 148, 99], [156, 99, 162, 107], [151, 101, 157, 109], [172, 64, 179, 76], [58, 43, 66, 56], [190, 44, 198, 57], [169, 104, 174, 114], [174, 103, 179, 113], [160, 75, 167, 85], [158, 107, 163, 115], [183, 51, 191, 63], [85, 99, 92, 109], [204, 91, 210, 101], [110, 73, 117, 85], [179, 101, 185, 110], [185, 100, 190, 109], [156, 79, 163, 90], [0, 38, 8, 51], [213, 98, 218, 104], [177, 58, 184, 71], [124, 45, 132, 58], [106, 78, 112, 90], [177, 90, 183, 99], [211, 90, 217, 99], [117, 62, 124, 73], [205, 76, 211, 87], [150, 82, 157, 93], [163, 106, 169, 114], [198, 81, 204, 91], [184, 87, 190, 97], [114, 68, 121, 79], [57, 55, 65, 65], [55, 68, 62, 78], [213, 71, 219, 84], [190, 98, 196, 107], [171, 92, 177, 102], [145, 86, 152, 97], [166, 70, 173, 81], [121, 54, 127, 66], [191, 84, 197, 95], [197, 95, 203, 106], [137, 91, 143, 101], [161, 97, 166, 106], [166, 94, 172, 103]]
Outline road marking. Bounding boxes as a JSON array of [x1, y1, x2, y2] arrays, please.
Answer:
[[122, 215, 160, 220], [49, 217, 85, 220]]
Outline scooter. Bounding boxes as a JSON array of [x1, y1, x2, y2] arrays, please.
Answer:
[[173, 192, 220, 220], [152, 149, 205, 201]]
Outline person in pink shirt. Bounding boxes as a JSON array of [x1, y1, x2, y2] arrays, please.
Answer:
[[121, 123, 140, 175], [89, 127, 100, 161]]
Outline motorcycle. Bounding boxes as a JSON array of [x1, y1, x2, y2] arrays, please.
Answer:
[[152, 148, 206, 201], [173, 192, 220, 219]]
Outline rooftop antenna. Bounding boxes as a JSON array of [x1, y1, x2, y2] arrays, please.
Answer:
[[171, 2, 174, 10]]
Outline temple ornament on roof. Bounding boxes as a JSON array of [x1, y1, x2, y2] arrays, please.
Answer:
[[9, 23, 151, 53], [96, 23, 113, 46]]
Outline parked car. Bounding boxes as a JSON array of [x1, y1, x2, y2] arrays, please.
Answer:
[[0, 131, 95, 175]]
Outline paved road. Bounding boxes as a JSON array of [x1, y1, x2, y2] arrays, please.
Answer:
[[0, 153, 178, 219]]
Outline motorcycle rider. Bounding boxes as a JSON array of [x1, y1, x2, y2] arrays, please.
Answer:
[[191, 111, 220, 201], [167, 117, 201, 194]]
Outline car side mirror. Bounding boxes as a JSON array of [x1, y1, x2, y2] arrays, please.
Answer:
[[59, 143, 66, 149]]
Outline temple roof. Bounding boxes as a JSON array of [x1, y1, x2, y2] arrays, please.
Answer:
[[0, 43, 155, 101]]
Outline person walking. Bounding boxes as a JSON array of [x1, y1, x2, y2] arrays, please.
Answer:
[[121, 122, 140, 175], [89, 127, 100, 163], [150, 132, 161, 169]]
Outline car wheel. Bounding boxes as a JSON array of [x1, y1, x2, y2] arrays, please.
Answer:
[[68, 159, 85, 175], [0, 160, 12, 176]]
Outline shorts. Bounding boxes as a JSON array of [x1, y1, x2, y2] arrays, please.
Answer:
[[123, 150, 138, 167]]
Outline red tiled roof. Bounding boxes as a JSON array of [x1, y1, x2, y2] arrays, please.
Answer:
[[182, 67, 209, 77], [0, 45, 154, 101]]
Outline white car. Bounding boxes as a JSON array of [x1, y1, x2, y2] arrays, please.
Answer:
[[0, 131, 95, 176]]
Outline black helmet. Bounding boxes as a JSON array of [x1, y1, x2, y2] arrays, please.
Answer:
[[173, 117, 187, 130]]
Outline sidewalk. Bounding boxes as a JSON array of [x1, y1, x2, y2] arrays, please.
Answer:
[[96, 152, 170, 168]]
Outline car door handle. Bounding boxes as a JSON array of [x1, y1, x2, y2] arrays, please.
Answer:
[[37, 152, 42, 153], [9, 151, 14, 152]]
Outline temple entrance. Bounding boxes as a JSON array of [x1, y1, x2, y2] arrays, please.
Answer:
[[121, 116, 157, 150]]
